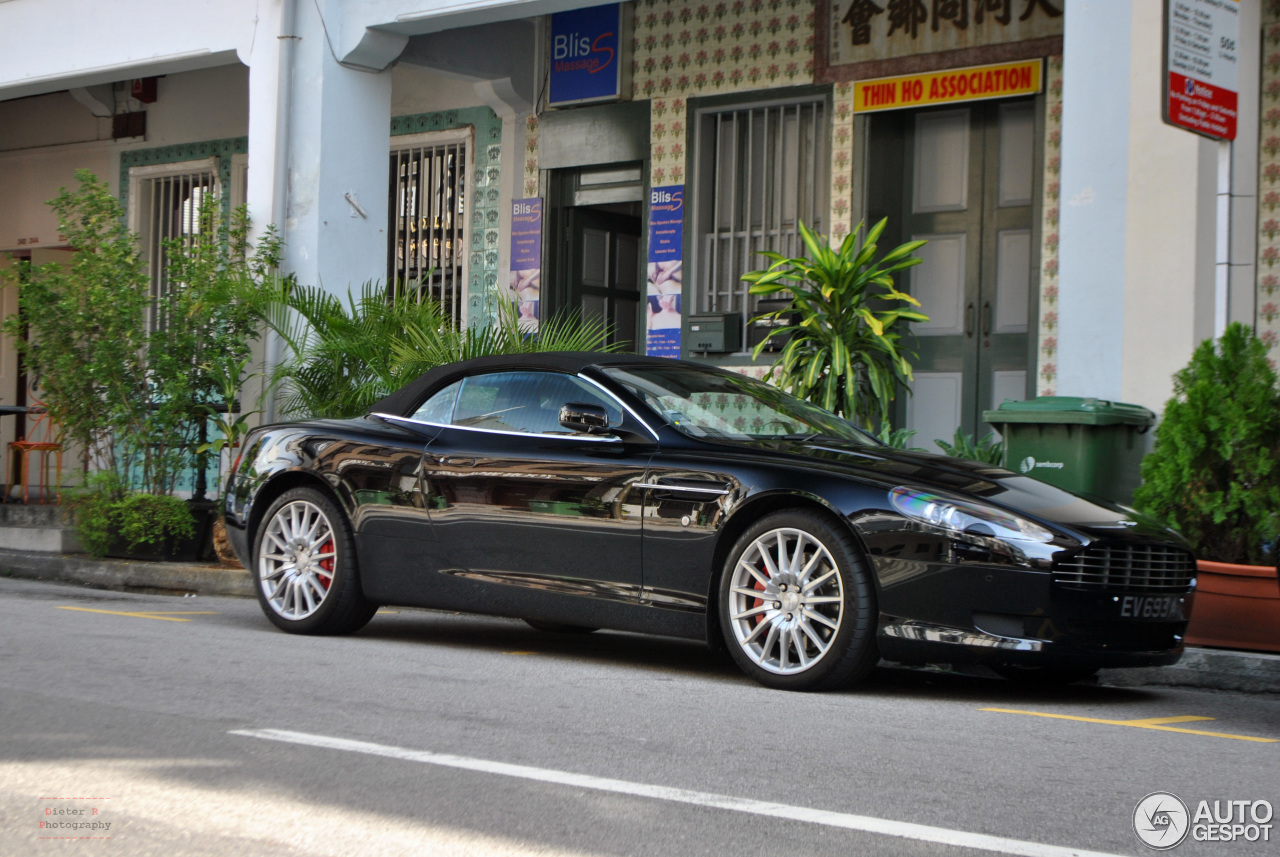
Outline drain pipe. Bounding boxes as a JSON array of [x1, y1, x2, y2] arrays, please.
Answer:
[[264, 0, 298, 425]]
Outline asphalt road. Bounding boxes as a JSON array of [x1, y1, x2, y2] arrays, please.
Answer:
[[1, 577, 1276, 857]]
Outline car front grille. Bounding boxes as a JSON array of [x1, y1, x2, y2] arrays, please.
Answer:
[[1053, 543, 1196, 591]]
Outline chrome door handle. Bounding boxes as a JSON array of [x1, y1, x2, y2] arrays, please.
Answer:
[[965, 302, 975, 338], [636, 480, 732, 499]]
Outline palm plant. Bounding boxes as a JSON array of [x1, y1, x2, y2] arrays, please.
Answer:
[[251, 280, 618, 419], [934, 428, 1005, 465], [745, 218, 928, 430]]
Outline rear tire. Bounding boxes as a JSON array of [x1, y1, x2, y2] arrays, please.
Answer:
[[524, 619, 598, 634], [252, 487, 377, 635], [719, 510, 877, 691]]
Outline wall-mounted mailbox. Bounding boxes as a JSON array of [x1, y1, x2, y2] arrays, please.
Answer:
[[686, 313, 742, 353], [748, 298, 799, 351]]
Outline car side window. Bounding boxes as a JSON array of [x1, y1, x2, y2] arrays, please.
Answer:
[[410, 380, 461, 424], [450, 371, 622, 435]]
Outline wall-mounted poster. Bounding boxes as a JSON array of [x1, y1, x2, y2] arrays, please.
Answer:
[[509, 198, 542, 332], [646, 185, 683, 358]]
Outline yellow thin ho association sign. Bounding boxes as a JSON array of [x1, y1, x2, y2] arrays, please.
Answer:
[[854, 59, 1043, 113]]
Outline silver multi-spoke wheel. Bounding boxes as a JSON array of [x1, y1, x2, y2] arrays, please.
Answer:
[[259, 499, 337, 620], [727, 527, 845, 676]]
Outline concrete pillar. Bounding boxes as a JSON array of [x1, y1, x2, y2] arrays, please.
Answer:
[[283, 0, 394, 295], [1056, 0, 1220, 413]]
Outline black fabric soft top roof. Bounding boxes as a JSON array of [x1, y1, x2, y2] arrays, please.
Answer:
[[366, 351, 673, 417]]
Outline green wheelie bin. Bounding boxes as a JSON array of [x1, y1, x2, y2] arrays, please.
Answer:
[[983, 397, 1156, 505]]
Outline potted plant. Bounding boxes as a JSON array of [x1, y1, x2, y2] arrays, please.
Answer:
[[3, 170, 277, 561], [1133, 322, 1280, 652], [744, 218, 928, 430]]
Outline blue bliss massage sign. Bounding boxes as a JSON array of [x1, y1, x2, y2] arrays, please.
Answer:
[[549, 4, 623, 106]]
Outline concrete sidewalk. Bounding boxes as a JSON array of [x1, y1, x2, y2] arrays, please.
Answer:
[[2, 546, 1277, 694]]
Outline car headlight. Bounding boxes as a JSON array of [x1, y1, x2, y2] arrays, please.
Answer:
[[889, 486, 1054, 544]]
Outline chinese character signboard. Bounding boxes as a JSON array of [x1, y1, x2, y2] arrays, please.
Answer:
[[830, 0, 1063, 67], [549, 4, 631, 107], [1163, 0, 1239, 140], [646, 186, 684, 358], [509, 199, 542, 332]]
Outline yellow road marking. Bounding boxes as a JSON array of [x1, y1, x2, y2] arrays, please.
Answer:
[[503, 651, 538, 656], [981, 708, 1278, 743], [57, 606, 219, 622]]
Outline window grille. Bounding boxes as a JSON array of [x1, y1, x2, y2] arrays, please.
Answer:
[[135, 165, 219, 331], [691, 98, 828, 340], [389, 136, 468, 322]]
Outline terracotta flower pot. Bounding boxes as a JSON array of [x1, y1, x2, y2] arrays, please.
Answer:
[[211, 517, 244, 569], [1185, 559, 1280, 653]]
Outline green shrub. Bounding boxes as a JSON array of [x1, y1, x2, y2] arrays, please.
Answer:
[[67, 474, 196, 558], [934, 429, 1005, 465], [1133, 323, 1280, 565]]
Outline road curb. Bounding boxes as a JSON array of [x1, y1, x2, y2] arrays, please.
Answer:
[[1098, 647, 1280, 695], [0, 547, 253, 598], [2, 547, 1277, 693]]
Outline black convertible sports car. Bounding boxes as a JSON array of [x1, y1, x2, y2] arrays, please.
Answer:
[[224, 352, 1196, 691]]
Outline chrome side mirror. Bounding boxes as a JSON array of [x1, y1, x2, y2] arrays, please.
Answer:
[[558, 402, 610, 434]]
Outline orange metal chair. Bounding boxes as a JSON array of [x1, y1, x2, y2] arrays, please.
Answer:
[[9, 399, 62, 504]]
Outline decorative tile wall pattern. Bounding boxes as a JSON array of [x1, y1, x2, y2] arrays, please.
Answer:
[[524, 113, 540, 198], [1259, 5, 1280, 366], [393, 107, 503, 323], [649, 97, 688, 186], [631, 0, 817, 101], [632, 0, 817, 190], [829, 81, 855, 245], [1036, 55, 1063, 396]]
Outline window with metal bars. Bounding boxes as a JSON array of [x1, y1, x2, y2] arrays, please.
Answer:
[[388, 134, 468, 322], [133, 163, 219, 331], [690, 97, 828, 347]]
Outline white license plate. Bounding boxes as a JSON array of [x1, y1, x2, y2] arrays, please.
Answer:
[[1118, 594, 1181, 619]]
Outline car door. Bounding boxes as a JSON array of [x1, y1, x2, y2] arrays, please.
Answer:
[[420, 370, 653, 618]]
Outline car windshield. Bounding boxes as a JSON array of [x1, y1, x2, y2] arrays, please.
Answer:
[[601, 364, 877, 445]]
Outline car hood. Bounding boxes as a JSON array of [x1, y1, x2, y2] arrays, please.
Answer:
[[739, 436, 1179, 542]]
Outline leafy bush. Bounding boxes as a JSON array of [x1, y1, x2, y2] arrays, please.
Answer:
[[745, 219, 928, 429], [2, 170, 277, 495], [250, 280, 620, 419], [934, 429, 1005, 465], [874, 425, 925, 451], [67, 474, 196, 557], [1133, 323, 1280, 565]]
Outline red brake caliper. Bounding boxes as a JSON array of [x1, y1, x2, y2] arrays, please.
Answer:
[[751, 569, 767, 627], [317, 539, 334, 589]]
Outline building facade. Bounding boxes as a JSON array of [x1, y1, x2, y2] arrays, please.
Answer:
[[0, 0, 1270, 458]]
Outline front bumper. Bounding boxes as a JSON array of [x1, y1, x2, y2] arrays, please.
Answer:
[[872, 556, 1194, 670]]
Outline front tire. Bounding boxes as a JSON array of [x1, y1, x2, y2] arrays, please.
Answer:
[[720, 510, 877, 691], [253, 487, 377, 635]]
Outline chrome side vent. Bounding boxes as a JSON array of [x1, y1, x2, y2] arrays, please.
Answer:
[[1054, 543, 1196, 591]]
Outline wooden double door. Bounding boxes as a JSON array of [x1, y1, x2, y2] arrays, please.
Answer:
[[866, 98, 1040, 450]]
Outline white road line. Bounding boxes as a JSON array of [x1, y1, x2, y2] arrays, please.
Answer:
[[230, 728, 1123, 857]]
